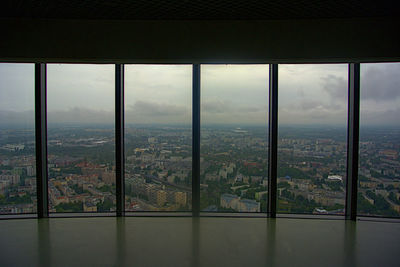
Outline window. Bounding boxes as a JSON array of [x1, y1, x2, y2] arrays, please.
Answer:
[[47, 64, 115, 213], [200, 65, 269, 212], [358, 63, 400, 217], [124, 65, 192, 211], [1, 62, 398, 219], [277, 64, 348, 215], [0, 63, 36, 214]]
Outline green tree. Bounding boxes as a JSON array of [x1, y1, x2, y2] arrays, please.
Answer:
[[55, 201, 83, 212]]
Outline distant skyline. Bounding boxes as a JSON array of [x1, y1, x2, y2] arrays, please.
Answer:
[[0, 63, 399, 126]]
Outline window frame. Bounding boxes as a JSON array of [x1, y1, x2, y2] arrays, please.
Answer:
[[3, 62, 399, 221]]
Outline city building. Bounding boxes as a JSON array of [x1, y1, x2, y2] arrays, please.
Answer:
[[156, 190, 167, 207], [175, 191, 187, 207], [83, 202, 97, 212]]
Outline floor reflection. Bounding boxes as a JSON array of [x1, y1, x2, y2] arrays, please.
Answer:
[[37, 218, 51, 267], [192, 217, 200, 267], [266, 218, 276, 267], [0, 217, 397, 267], [116, 217, 126, 267], [344, 221, 357, 266]]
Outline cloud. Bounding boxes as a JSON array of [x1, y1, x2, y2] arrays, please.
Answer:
[[321, 63, 400, 103], [125, 101, 190, 124], [321, 74, 347, 99], [299, 100, 322, 111], [202, 100, 232, 114], [0, 108, 115, 126], [128, 101, 189, 117], [0, 110, 34, 126], [1, 63, 399, 127], [297, 88, 305, 97], [279, 97, 348, 125], [361, 107, 400, 126], [361, 64, 400, 101], [201, 100, 267, 125], [240, 106, 264, 113], [202, 100, 264, 114], [279, 107, 347, 125], [48, 107, 114, 124]]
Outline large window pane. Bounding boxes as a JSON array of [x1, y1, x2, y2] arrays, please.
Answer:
[[358, 63, 400, 217], [278, 64, 347, 215], [0, 63, 36, 214], [201, 65, 269, 213], [125, 65, 192, 211], [47, 64, 115, 213]]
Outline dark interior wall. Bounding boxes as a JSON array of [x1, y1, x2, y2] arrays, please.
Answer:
[[0, 18, 399, 63]]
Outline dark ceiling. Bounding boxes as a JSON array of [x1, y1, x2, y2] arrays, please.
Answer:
[[1, 0, 399, 20]]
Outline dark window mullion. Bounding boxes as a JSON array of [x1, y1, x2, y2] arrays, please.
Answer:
[[192, 64, 201, 217], [35, 63, 49, 218], [345, 63, 361, 220], [268, 64, 278, 218], [116, 64, 125, 217]]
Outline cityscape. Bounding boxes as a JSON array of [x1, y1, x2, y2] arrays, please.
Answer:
[[0, 125, 399, 216], [125, 126, 192, 211]]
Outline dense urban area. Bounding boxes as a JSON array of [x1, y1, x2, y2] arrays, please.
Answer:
[[0, 125, 399, 217]]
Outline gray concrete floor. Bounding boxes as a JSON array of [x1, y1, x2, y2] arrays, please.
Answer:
[[0, 217, 399, 267]]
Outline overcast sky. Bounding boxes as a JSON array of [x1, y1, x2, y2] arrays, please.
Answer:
[[0, 63, 399, 127], [279, 64, 348, 126]]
